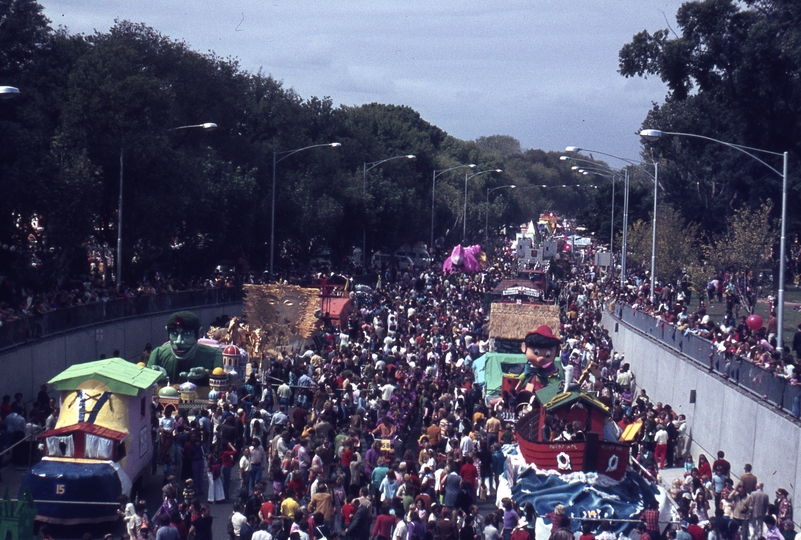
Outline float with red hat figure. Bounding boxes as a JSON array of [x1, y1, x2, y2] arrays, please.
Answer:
[[146, 310, 224, 385], [144, 310, 233, 412], [490, 323, 664, 540], [512, 324, 630, 480]]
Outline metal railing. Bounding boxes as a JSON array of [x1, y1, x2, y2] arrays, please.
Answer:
[[0, 425, 45, 470], [611, 303, 799, 417], [0, 287, 243, 351]]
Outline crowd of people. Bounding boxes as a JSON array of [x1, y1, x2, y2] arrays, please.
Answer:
[[3, 241, 798, 540], [601, 270, 801, 415], [664, 453, 796, 540]]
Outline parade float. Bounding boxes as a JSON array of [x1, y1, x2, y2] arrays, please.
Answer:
[[514, 384, 630, 481], [442, 244, 485, 274], [21, 358, 161, 525], [241, 283, 322, 355], [485, 324, 666, 537], [20, 310, 241, 525]]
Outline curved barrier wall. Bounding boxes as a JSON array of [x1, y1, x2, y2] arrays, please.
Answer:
[[608, 304, 801, 412], [603, 306, 801, 518], [0, 293, 242, 404], [0, 288, 243, 350]]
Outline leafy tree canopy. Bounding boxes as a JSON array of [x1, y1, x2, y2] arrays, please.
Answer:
[[620, 0, 801, 239]]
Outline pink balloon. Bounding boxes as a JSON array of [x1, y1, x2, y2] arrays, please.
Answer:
[[746, 314, 763, 331]]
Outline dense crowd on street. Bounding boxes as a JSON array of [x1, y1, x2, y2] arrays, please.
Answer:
[[1, 241, 798, 540]]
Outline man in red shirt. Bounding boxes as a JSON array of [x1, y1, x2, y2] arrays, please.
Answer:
[[459, 456, 479, 497], [221, 442, 238, 501], [712, 450, 731, 477], [342, 499, 356, 527], [686, 515, 705, 540], [640, 502, 660, 540], [341, 440, 354, 469], [259, 494, 278, 524]]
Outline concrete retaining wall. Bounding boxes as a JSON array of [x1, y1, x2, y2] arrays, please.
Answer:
[[603, 309, 801, 516], [1, 303, 242, 404]]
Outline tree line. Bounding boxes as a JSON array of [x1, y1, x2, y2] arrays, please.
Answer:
[[1, 0, 799, 300], [0, 2, 601, 290]]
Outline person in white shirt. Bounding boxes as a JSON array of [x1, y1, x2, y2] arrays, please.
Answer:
[[238, 448, 251, 494], [159, 410, 176, 434], [252, 520, 273, 540], [391, 510, 408, 540], [45, 408, 59, 431], [231, 503, 247, 538], [654, 424, 669, 469], [460, 433, 474, 456], [381, 382, 396, 402]]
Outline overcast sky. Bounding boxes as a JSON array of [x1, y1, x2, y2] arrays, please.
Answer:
[[40, 0, 686, 163]]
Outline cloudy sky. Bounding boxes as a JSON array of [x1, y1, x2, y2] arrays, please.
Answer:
[[40, 0, 686, 163]]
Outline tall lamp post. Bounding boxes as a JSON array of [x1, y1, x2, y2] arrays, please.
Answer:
[[464, 169, 502, 241], [485, 184, 516, 241], [561, 156, 622, 256], [271, 142, 341, 278], [566, 147, 657, 301], [431, 164, 475, 249], [561, 155, 631, 286], [362, 154, 416, 266], [117, 122, 217, 292], [587, 168, 633, 287], [575, 167, 618, 254], [640, 128, 789, 349]]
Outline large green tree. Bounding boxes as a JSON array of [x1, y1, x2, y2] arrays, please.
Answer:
[[625, 205, 700, 285], [620, 0, 801, 237], [1, 1, 600, 289]]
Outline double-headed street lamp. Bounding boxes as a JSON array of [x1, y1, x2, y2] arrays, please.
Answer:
[[641, 128, 790, 349], [117, 122, 217, 292], [431, 164, 475, 249], [566, 147, 657, 299], [464, 169, 502, 241], [561, 155, 630, 285], [270, 142, 341, 277], [564, 158, 625, 255], [485, 184, 516, 241], [573, 166, 619, 255], [362, 154, 416, 266]]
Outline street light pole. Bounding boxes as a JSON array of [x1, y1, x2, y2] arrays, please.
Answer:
[[485, 184, 516, 241], [622, 169, 629, 287], [431, 164, 476, 250], [362, 154, 416, 267], [562, 155, 626, 281], [117, 122, 217, 292], [640, 128, 789, 349], [463, 169, 502, 241], [565, 147, 657, 300], [650, 161, 658, 305], [270, 142, 341, 278]]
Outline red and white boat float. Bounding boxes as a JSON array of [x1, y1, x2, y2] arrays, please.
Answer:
[[514, 384, 630, 480]]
